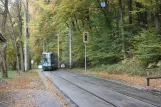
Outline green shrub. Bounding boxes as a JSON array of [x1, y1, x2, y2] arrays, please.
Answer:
[[135, 29, 161, 65], [92, 62, 146, 76]]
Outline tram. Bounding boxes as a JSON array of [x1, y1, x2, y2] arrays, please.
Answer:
[[42, 52, 58, 71]]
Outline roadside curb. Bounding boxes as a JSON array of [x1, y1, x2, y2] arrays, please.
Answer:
[[37, 70, 49, 90], [38, 70, 66, 107]]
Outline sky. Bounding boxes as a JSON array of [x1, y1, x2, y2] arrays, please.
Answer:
[[9, 0, 16, 10]]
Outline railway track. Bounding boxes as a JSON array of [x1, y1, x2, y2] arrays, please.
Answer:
[[52, 72, 118, 107], [41, 71, 79, 107], [43, 70, 161, 107], [58, 70, 161, 107]]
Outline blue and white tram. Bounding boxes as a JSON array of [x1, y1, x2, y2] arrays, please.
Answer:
[[42, 52, 58, 71]]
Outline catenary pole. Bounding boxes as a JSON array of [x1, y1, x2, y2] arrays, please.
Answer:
[[24, 0, 29, 71], [57, 34, 60, 66], [69, 21, 72, 68]]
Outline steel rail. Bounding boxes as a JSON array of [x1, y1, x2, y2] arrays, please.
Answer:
[[53, 71, 160, 107], [51, 72, 118, 107]]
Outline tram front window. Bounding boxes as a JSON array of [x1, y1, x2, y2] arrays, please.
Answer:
[[42, 54, 50, 62]]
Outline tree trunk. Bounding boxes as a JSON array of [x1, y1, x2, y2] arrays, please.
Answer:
[[135, 2, 147, 28], [0, 0, 8, 78], [16, 0, 25, 72], [119, 0, 126, 60], [128, 0, 133, 24], [1, 0, 8, 33], [1, 43, 7, 78], [153, 0, 160, 33], [111, 2, 119, 31], [8, 10, 20, 74], [85, 7, 91, 29]]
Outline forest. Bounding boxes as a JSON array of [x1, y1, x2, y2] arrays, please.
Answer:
[[0, 0, 161, 77]]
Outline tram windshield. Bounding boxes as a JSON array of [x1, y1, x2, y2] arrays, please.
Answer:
[[42, 53, 51, 62]]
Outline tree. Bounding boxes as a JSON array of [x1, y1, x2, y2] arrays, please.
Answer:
[[16, 0, 24, 72], [0, 0, 8, 78], [8, 9, 20, 73], [152, 0, 160, 33], [0, 33, 8, 78], [29, 0, 161, 69]]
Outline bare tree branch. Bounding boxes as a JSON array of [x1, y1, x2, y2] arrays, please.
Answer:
[[0, 3, 4, 7], [0, 0, 5, 5]]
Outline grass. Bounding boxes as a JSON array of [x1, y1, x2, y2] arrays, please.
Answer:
[[0, 69, 39, 79], [72, 61, 161, 77], [0, 70, 18, 79], [71, 63, 161, 88]]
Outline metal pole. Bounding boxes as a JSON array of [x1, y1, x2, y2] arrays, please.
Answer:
[[43, 38, 45, 52], [24, 0, 28, 71], [69, 21, 72, 68], [85, 43, 87, 71], [45, 42, 48, 52], [48, 43, 49, 52], [57, 35, 60, 66]]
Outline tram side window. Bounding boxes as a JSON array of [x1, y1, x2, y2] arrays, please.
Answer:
[[53, 54, 58, 61], [51, 54, 54, 63]]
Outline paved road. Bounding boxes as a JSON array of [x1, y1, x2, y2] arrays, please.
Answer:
[[43, 69, 161, 107]]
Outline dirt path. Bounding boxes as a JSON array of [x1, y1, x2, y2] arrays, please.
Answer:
[[0, 70, 63, 107]]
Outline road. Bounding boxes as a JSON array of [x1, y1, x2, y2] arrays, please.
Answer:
[[43, 69, 161, 107]]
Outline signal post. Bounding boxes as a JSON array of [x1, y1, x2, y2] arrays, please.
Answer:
[[83, 32, 89, 71]]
